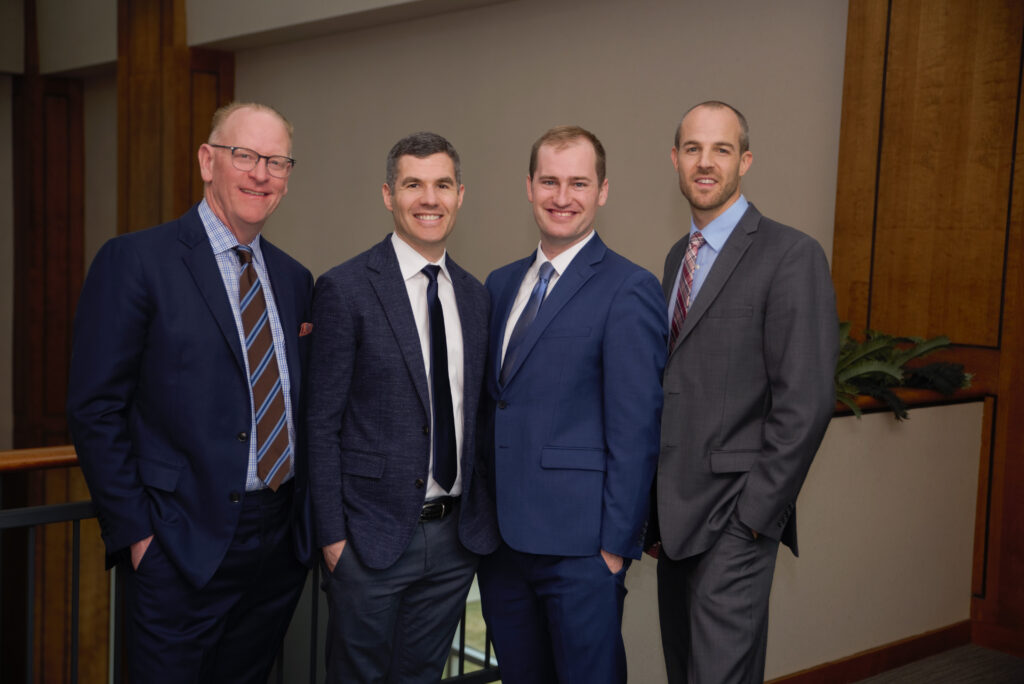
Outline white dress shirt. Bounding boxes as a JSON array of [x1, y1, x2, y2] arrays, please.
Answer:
[[391, 233, 465, 499]]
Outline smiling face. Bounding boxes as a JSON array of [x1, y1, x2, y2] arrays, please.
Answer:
[[382, 152, 465, 262], [671, 105, 753, 228], [527, 139, 609, 258], [198, 107, 292, 243]]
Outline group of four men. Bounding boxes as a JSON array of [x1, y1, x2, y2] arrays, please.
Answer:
[[67, 99, 838, 683]]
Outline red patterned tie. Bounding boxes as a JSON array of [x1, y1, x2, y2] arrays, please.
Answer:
[[669, 231, 705, 351], [235, 246, 290, 491]]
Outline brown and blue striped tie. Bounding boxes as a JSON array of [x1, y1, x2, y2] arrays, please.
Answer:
[[235, 246, 290, 491]]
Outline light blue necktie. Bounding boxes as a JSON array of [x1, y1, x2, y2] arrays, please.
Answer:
[[501, 261, 555, 385]]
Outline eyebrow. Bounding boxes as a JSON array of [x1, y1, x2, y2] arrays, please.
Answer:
[[681, 140, 736, 150], [537, 174, 592, 182], [400, 176, 455, 185]]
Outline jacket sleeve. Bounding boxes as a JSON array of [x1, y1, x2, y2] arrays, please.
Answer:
[[66, 237, 154, 562], [600, 269, 668, 558], [306, 270, 356, 547], [737, 236, 838, 539]]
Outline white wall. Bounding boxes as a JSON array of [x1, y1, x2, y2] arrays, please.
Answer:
[[232, 0, 847, 282], [622, 402, 984, 681]]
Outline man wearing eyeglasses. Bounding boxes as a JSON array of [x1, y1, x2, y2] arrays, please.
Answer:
[[67, 102, 313, 684]]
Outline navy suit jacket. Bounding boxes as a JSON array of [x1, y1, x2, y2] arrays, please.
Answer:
[[67, 203, 315, 589], [306, 236, 499, 570], [484, 234, 667, 560]]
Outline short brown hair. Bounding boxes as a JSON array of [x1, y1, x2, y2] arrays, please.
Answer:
[[674, 101, 749, 153], [208, 102, 294, 147], [529, 125, 607, 184]]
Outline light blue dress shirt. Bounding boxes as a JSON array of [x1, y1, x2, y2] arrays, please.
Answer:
[[667, 195, 750, 326]]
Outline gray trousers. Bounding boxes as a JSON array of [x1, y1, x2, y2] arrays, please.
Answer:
[[657, 513, 780, 684], [321, 509, 478, 683]]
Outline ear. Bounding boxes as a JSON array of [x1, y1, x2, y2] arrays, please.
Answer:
[[597, 177, 609, 207], [670, 146, 680, 172], [456, 184, 465, 210], [198, 144, 214, 183], [525, 174, 534, 204], [382, 183, 394, 211], [739, 150, 753, 177]]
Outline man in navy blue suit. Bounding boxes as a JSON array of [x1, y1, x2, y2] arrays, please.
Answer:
[[307, 132, 498, 682], [477, 125, 667, 683], [67, 103, 313, 683]]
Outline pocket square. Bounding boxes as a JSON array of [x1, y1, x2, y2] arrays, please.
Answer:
[[299, 322, 313, 337]]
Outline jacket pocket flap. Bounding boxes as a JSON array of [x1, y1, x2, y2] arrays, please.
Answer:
[[340, 450, 385, 478], [541, 447, 606, 471], [138, 458, 182, 492], [710, 450, 758, 473]]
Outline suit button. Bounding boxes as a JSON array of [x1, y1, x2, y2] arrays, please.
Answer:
[[498, 401, 507, 409], [229, 492, 241, 503], [422, 425, 429, 435], [415, 478, 425, 489], [236, 432, 248, 442]]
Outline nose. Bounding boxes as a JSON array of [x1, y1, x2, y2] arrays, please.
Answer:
[[554, 183, 570, 206], [697, 149, 714, 170], [249, 157, 270, 181]]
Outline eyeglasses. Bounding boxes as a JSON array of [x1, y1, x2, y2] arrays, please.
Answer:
[[208, 144, 296, 178]]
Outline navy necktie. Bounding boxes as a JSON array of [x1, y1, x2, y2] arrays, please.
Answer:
[[501, 261, 556, 385], [422, 265, 457, 492]]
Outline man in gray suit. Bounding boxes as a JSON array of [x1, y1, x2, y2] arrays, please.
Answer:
[[652, 101, 838, 683], [307, 132, 498, 682]]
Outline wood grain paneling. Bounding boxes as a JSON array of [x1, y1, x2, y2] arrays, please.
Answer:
[[870, 1, 1023, 345], [834, 0, 1024, 660]]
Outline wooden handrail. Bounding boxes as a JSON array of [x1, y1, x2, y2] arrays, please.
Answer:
[[0, 445, 79, 473], [0, 388, 988, 474]]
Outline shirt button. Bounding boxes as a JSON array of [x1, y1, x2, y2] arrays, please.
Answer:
[[229, 492, 241, 503], [236, 432, 248, 442], [415, 479, 425, 489]]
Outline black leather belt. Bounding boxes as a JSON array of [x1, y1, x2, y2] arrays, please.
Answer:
[[420, 496, 458, 522]]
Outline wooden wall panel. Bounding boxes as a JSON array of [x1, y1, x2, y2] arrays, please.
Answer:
[[831, 0, 889, 331], [834, 0, 1024, 658], [869, 0, 1023, 345]]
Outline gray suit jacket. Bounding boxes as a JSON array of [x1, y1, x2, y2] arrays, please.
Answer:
[[656, 203, 838, 560], [306, 236, 499, 570]]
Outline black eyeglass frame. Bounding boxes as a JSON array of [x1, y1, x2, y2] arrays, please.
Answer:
[[208, 144, 296, 178]]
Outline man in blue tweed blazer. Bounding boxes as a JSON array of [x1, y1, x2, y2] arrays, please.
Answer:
[[307, 132, 498, 683]]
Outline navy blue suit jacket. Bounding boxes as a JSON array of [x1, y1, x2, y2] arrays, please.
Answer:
[[67, 204, 315, 588], [306, 236, 499, 570], [484, 234, 667, 560]]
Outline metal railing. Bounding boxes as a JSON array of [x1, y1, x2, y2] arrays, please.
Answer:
[[0, 447, 501, 684]]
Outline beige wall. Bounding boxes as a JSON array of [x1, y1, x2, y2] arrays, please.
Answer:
[[623, 402, 984, 681], [83, 72, 118, 263], [37, 0, 116, 74], [1, 74, 12, 449], [233, 0, 847, 282], [0, 0, 23, 74]]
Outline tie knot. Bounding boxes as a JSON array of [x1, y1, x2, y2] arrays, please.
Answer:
[[234, 245, 254, 266], [690, 231, 706, 248], [422, 264, 441, 283], [537, 261, 555, 283]]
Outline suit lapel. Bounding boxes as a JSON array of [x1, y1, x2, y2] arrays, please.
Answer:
[[448, 257, 485, 432], [500, 234, 605, 386], [179, 209, 247, 375], [490, 256, 533, 385], [367, 239, 431, 415], [262, 240, 302, 407], [673, 205, 760, 352]]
